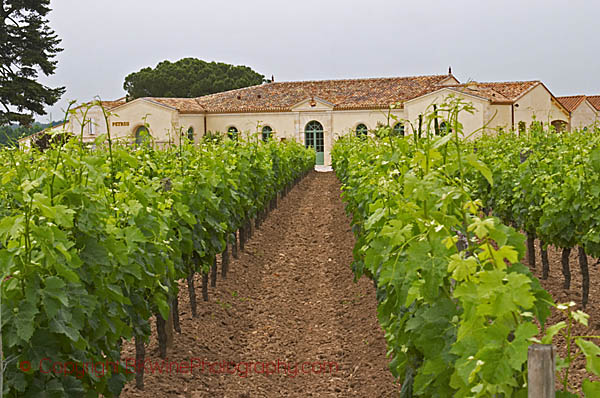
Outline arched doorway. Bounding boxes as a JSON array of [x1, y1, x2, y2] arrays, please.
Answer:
[[135, 125, 150, 146], [305, 120, 324, 165], [551, 120, 568, 133]]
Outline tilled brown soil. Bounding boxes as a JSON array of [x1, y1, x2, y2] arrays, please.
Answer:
[[120, 171, 400, 397], [525, 241, 600, 394], [526, 241, 600, 393]]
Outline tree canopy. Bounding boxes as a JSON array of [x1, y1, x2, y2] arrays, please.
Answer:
[[123, 58, 266, 100], [0, 0, 65, 126]]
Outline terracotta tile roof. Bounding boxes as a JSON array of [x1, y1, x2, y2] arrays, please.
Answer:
[[444, 84, 511, 102], [144, 97, 206, 113], [475, 81, 540, 101], [99, 97, 127, 110], [443, 81, 540, 104], [556, 95, 586, 112], [193, 74, 454, 113], [587, 96, 600, 111], [72, 97, 126, 111]]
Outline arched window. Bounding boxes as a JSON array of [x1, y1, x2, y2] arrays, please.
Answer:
[[135, 126, 150, 146], [227, 126, 238, 140], [355, 123, 368, 138], [262, 126, 272, 142], [551, 120, 567, 133], [439, 121, 451, 136], [393, 122, 405, 136], [187, 127, 194, 142]]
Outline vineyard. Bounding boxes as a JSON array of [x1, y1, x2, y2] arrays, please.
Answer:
[[2, 98, 600, 397], [332, 98, 600, 397], [0, 121, 314, 396], [471, 126, 600, 309]]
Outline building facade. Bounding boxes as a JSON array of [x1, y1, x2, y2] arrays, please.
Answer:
[[20, 72, 597, 165], [557, 95, 599, 130]]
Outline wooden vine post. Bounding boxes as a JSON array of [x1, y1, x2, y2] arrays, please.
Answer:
[[561, 248, 571, 289], [528, 344, 555, 398], [540, 240, 550, 280]]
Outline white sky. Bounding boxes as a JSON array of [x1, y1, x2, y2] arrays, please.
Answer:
[[38, 0, 600, 122]]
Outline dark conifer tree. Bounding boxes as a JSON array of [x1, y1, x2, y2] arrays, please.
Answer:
[[0, 0, 65, 126], [123, 58, 266, 100]]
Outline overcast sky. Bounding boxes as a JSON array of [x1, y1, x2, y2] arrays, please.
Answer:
[[38, 0, 599, 122]]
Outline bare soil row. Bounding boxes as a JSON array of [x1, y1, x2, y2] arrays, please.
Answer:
[[120, 171, 399, 397]]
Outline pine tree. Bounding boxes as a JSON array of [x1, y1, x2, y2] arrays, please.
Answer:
[[0, 0, 65, 126], [123, 58, 265, 100]]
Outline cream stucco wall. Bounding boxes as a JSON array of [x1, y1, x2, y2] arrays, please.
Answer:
[[66, 99, 180, 145], [206, 112, 297, 142], [205, 108, 405, 165], [570, 101, 598, 130], [178, 114, 205, 144], [404, 89, 488, 138], [69, 105, 107, 139], [486, 104, 512, 132], [331, 109, 406, 139], [108, 100, 178, 145], [513, 84, 569, 128]]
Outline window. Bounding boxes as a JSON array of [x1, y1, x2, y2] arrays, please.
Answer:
[[551, 120, 567, 133], [355, 123, 368, 138], [262, 126, 272, 142], [187, 127, 194, 142], [135, 126, 150, 146], [518, 121, 526, 134], [439, 121, 451, 135], [227, 126, 238, 140], [393, 122, 405, 136]]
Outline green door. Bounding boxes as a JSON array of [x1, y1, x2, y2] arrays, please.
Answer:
[[305, 120, 324, 165]]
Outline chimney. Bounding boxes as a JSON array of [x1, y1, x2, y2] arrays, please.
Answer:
[[271, 75, 275, 83], [448, 66, 452, 75]]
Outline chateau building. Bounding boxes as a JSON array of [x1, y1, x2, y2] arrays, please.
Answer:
[[557, 95, 600, 130], [20, 71, 597, 166]]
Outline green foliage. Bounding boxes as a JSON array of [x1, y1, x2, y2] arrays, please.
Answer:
[[332, 96, 552, 397], [123, 58, 265, 100], [0, 112, 314, 396], [537, 302, 600, 395], [0, 0, 65, 125], [470, 126, 600, 258]]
